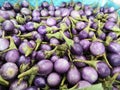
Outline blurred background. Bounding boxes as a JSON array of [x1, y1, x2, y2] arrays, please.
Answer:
[[0, 0, 120, 11]]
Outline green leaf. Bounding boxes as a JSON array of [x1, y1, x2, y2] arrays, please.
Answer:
[[79, 83, 103, 90]]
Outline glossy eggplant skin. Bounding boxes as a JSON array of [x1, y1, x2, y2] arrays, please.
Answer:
[[107, 53, 120, 67]]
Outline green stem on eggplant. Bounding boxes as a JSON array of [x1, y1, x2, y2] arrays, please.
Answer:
[[0, 16, 5, 23], [54, 44, 68, 57], [60, 23, 69, 32], [68, 83, 78, 90], [17, 77, 24, 85], [59, 75, 68, 90], [0, 36, 17, 54], [0, 75, 9, 86], [35, 39, 41, 51], [81, 15, 89, 22], [97, 20, 104, 37], [46, 26, 60, 33], [56, 43, 68, 51], [69, 17, 76, 29], [18, 31, 37, 38], [105, 36, 113, 46], [20, 64, 30, 73], [46, 32, 63, 40], [60, 75, 66, 86], [92, 34, 103, 42], [103, 53, 112, 68], [16, 15, 26, 24], [112, 25, 120, 32], [103, 73, 120, 90], [18, 66, 39, 78], [22, 44, 34, 57], [69, 16, 78, 24], [73, 59, 99, 69], [68, 50, 73, 62], [60, 31, 74, 48], [44, 46, 57, 58], [42, 84, 50, 90], [28, 75, 35, 86]]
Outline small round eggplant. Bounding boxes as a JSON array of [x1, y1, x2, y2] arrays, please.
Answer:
[[54, 58, 70, 74], [47, 72, 61, 87], [0, 62, 18, 80], [81, 66, 98, 83]]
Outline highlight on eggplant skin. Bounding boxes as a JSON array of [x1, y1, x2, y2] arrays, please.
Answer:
[[0, 0, 120, 90]]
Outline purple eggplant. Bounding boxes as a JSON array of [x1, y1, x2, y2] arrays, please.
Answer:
[[9, 80, 28, 90], [96, 61, 111, 78], [47, 72, 61, 87], [0, 62, 18, 80], [107, 42, 120, 54], [0, 38, 9, 51], [79, 39, 91, 51], [71, 43, 83, 55], [81, 66, 98, 83], [2, 20, 15, 31], [107, 53, 120, 67], [74, 55, 86, 68], [46, 17, 57, 26], [112, 67, 120, 80], [5, 49, 20, 63], [77, 80, 91, 89], [54, 58, 70, 74], [90, 41, 105, 56], [34, 77, 46, 88], [67, 66, 81, 85]]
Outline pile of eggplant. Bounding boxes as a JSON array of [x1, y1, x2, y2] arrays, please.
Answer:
[[0, 0, 120, 90]]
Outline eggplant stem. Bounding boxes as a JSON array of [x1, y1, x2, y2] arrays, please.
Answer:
[[28, 75, 35, 86], [60, 31, 74, 48], [18, 66, 39, 78], [35, 39, 41, 51], [103, 53, 112, 68], [68, 83, 78, 90], [60, 75, 66, 86], [68, 50, 73, 62], [0, 75, 9, 86]]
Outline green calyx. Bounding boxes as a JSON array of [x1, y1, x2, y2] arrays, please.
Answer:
[[83, 19, 91, 33], [44, 46, 57, 58], [16, 15, 26, 24], [60, 23, 68, 32], [28, 75, 36, 86], [60, 31, 74, 48], [0, 75, 9, 86], [59, 75, 67, 90], [22, 43, 34, 57], [19, 31, 38, 39], [35, 39, 41, 51], [18, 66, 39, 78], [46, 32, 63, 40], [46, 26, 60, 33], [20, 64, 30, 73], [0, 16, 5, 23], [73, 59, 99, 69], [103, 53, 112, 69], [105, 36, 113, 46], [97, 20, 104, 36], [103, 73, 120, 90], [0, 36, 17, 54]]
